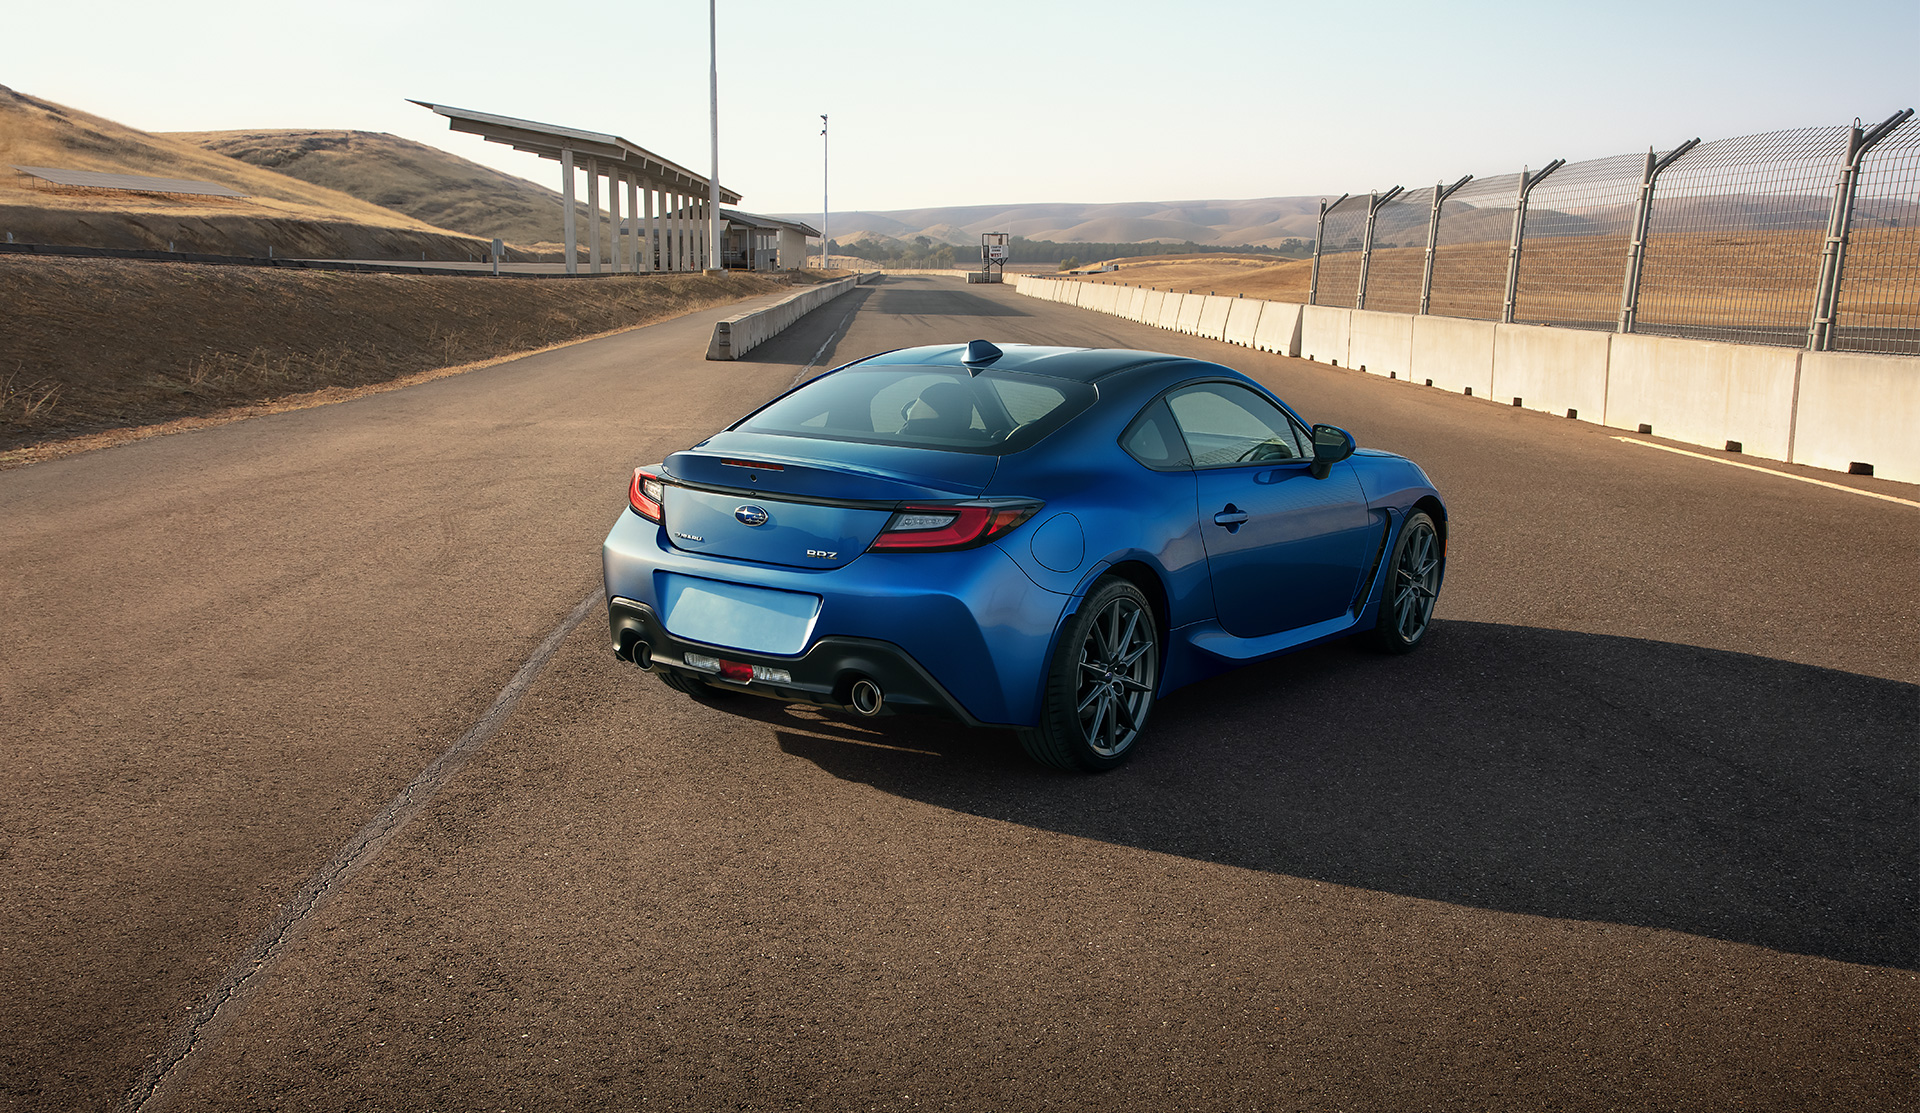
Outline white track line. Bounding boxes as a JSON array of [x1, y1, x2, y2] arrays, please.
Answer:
[[122, 588, 607, 1113], [792, 303, 862, 388], [1611, 438, 1919, 508]]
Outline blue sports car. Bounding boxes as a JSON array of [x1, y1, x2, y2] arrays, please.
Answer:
[[603, 341, 1446, 771]]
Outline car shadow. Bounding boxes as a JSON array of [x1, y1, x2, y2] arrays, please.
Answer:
[[718, 621, 1918, 970]]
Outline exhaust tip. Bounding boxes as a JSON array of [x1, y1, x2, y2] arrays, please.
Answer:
[[849, 678, 883, 717], [630, 640, 653, 671]]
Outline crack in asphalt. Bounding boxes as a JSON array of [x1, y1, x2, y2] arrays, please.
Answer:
[[119, 588, 607, 1113]]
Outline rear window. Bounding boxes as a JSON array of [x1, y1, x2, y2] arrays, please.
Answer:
[[735, 366, 1095, 455]]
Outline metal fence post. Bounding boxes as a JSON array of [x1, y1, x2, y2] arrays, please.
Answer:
[[1309, 193, 1348, 306], [1420, 175, 1472, 315], [1354, 186, 1404, 310], [1807, 108, 1914, 350], [1617, 138, 1701, 334], [1502, 159, 1566, 324]]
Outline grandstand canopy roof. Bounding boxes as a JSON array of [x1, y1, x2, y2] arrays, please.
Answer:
[[408, 100, 739, 204], [724, 209, 820, 238], [12, 165, 248, 198]]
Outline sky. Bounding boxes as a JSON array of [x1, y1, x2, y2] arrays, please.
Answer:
[[7, 0, 1915, 217]]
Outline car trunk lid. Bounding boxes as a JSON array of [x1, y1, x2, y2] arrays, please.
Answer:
[[659, 434, 996, 569]]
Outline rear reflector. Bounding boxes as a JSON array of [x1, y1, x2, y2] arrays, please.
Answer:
[[679, 653, 789, 685]]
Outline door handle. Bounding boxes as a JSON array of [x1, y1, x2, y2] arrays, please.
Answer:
[[1213, 505, 1250, 529]]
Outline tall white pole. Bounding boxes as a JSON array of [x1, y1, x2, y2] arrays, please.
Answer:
[[820, 114, 828, 270], [709, 0, 722, 272]]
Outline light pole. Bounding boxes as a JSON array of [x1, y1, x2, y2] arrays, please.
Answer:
[[708, 0, 721, 272], [820, 114, 828, 270]]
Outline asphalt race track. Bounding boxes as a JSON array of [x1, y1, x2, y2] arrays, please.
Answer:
[[2, 276, 1914, 1111]]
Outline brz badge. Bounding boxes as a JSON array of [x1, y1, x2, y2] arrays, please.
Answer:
[[807, 549, 838, 559], [735, 504, 769, 527], [674, 531, 704, 543]]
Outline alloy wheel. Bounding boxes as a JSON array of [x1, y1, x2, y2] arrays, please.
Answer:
[[1391, 520, 1441, 643], [1073, 595, 1158, 758]]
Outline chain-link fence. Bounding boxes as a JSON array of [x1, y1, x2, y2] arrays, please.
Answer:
[[1352, 186, 1432, 315], [1836, 120, 1920, 353], [1309, 198, 1368, 313], [1308, 111, 1918, 354]]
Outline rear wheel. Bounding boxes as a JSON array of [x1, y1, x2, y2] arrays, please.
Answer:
[[1019, 578, 1160, 772], [1368, 511, 1442, 653]]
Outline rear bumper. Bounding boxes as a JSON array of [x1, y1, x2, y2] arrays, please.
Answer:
[[603, 508, 1075, 725], [608, 597, 987, 726]]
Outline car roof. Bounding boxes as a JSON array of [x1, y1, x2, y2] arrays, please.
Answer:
[[853, 343, 1182, 383]]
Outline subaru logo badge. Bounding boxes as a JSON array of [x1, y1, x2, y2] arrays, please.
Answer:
[[735, 504, 769, 527]]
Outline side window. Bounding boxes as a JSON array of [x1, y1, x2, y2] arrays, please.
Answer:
[[1120, 400, 1191, 470], [1165, 383, 1308, 467]]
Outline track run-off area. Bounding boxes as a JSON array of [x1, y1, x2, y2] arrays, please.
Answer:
[[2, 276, 1914, 1111]]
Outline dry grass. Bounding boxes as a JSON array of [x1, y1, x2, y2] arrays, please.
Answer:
[[0, 256, 784, 459]]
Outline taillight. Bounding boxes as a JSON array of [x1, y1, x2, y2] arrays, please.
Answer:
[[628, 468, 665, 521], [868, 500, 1042, 552]]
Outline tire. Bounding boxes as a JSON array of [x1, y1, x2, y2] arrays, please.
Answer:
[[1368, 510, 1443, 654], [1019, 577, 1160, 772]]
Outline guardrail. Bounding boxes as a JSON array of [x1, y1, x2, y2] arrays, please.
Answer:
[[706, 272, 881, 360], [1014, 274, 1920, 484]]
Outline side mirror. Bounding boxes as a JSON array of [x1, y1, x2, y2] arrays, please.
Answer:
[[1310, 424, 1355, 479]]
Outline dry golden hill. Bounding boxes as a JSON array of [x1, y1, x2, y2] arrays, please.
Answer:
[[171, 128, 581, 252], [0, 85, 495, 259], [1082, 252, 1315, 302]]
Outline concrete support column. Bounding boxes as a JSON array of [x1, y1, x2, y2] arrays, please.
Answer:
[[674, 191, 686, 272], [585, 158, 601, 275], [662, 190, 674, 272], [609, 171, 624, 274], [642, 184, 656, 273], [561, 148, 577, 276], [665, 191, 677, 272], [623, 175, 637, 273]]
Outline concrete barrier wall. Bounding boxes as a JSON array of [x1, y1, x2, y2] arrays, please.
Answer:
[[1198, 296, 1235, 341], [1605, 334, 1798, 460], [1223, 298, 1264, 347], [1793, 351, 1920, 481], [1253, 302, 1302, 355], [1411, 316, 1495, 397], [1175, 294, 1207, 335], [1156, 293, 1187, 331], [1490, 323, 1612, 420], [1300, 306, 1352, 365], [707, 275, 862, 360], [1348, 309, 1415, 378], [1141, 289, 1167, 328], [1007, 277, 1917, 482]]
